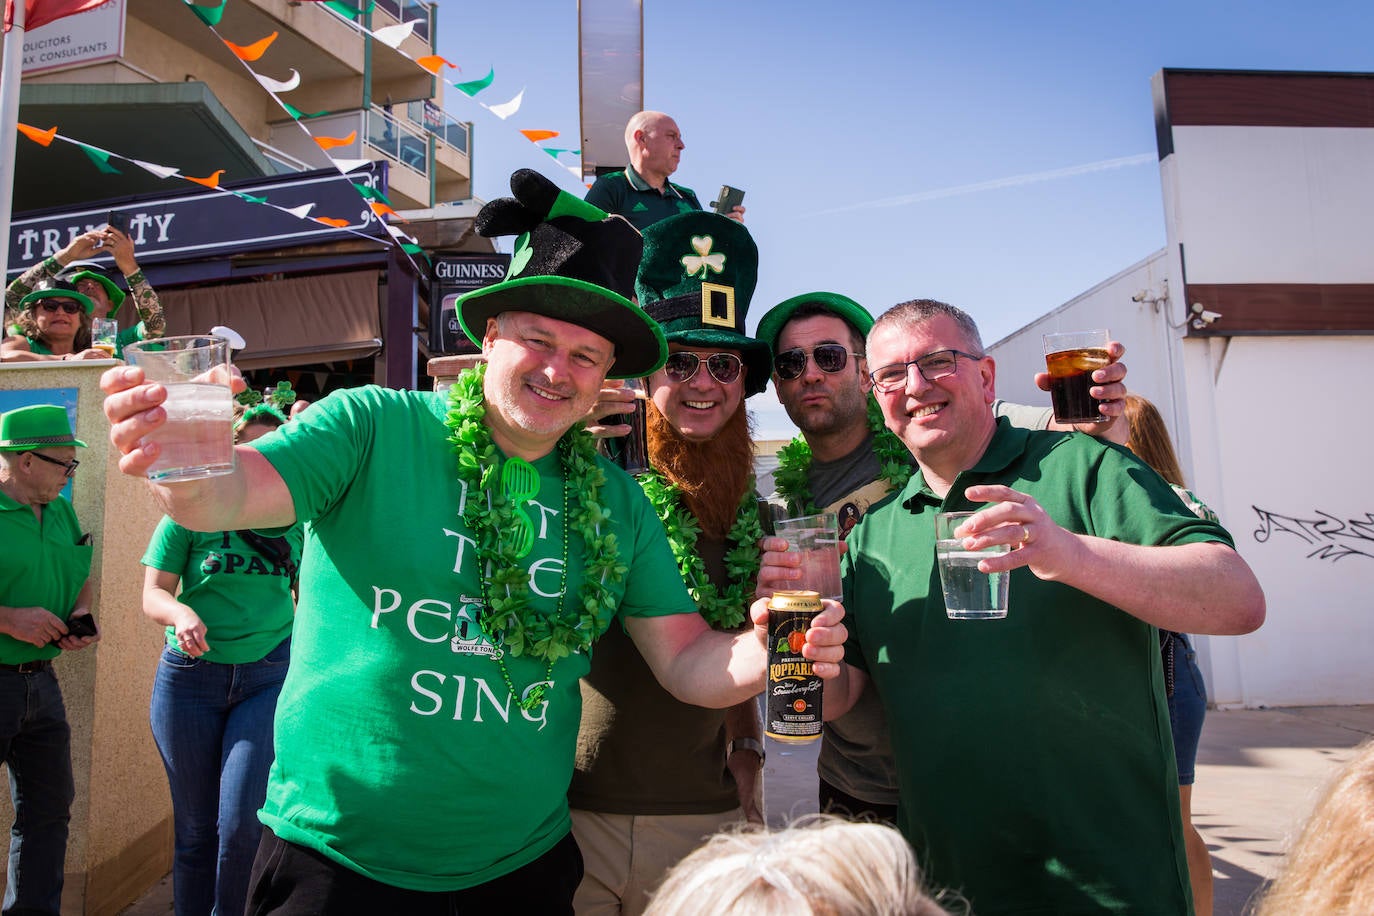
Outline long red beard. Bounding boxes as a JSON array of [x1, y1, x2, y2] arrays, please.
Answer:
[[646, 401, 755, 540]]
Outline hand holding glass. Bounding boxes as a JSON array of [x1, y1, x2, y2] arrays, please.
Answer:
[[123, 335, 236, 483], [934, 510, 1010, 620], [775, 512, 842, 601], [1043, 329, 1111, 424]]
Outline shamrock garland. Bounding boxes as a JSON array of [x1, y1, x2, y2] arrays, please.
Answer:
[[638, 471, 763, 630], [773, 396, 913, 516], [446, 363, 627, 710]]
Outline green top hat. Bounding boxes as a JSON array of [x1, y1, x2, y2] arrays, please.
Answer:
[[0, 405, 87, 451], [634, 212, 772, 397], [18, 278, 95, 316], [57, 261, 125, 315], [457, 168, 668, 380], [755, 292, 874, 357]]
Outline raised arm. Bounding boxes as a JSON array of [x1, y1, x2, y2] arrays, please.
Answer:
[[956, 483, 1265, 635], [102, 365, 296, 532]]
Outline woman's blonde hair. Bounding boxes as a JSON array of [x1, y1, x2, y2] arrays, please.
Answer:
[[1122, 393, 1186, 487], [1252, 739, 1374, 916], [644, 815, 961, 916]]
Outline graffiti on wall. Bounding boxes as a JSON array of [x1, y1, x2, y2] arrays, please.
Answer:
[[1252, 507, 1374, 562]]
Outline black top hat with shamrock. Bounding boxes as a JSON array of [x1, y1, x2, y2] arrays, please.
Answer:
[[457, 168, 667, 380], [634, 212, 772, 397]]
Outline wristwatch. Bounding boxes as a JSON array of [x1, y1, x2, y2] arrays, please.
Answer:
[[727, 737, 765, 765]]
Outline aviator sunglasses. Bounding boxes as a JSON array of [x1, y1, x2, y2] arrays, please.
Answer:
[[663, 351, 744, 385], [772, 344, 862, 380], [37, 299, 83, 315]]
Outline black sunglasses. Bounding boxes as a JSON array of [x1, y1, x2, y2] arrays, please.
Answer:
[[37, 300, 83, 315], [773, 344, 862, 381], [25, 451, 79, 478], [663, 351, 744, 385]]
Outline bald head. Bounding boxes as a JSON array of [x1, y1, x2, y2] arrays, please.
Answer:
[[625, 110, 684, 189]]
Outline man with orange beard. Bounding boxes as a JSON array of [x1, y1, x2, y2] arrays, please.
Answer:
[[570, 212, 771, 915]]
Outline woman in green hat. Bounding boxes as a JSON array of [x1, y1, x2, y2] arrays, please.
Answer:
[[1, 278, 105, 361]]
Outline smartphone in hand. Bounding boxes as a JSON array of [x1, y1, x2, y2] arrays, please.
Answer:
[[106, 210, 131, 234], [711, 185, 745, 215]]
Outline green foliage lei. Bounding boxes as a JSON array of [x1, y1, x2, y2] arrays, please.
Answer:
[[772, 396, 913, 516], [638, 471, 763, 630], [445, 363, 626, 708]]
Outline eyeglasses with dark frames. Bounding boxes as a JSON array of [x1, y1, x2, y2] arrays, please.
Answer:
[[869, 349, 982, 393], [37, 300, 83, 315], [663, 351, 744, 385], [772, 344, 863, 381], [24, 451, 80, 478]]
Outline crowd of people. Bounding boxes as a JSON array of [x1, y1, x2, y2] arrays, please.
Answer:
[[14, 107, 1364, 916]]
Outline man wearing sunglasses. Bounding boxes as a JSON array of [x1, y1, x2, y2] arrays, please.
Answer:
[[0, 405, 100, 915], [100, 171, 847, 914], [572, 212, 772, 915], [755, 292, 1130, 826], [785, 299, 1263, 915]]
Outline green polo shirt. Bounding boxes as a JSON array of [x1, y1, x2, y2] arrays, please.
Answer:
[[0, 491, 91, 664], [841, 419, 1230, 915], [585, 165, 702, 231]]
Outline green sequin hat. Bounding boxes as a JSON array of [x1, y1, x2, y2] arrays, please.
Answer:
[[457, 168, 668, 380], [754, 292, 874, 356], [0, 405, 87, 451], [57, 261, 125, 316], [634, 212, 772, 397], [18, 278, 95, 316]]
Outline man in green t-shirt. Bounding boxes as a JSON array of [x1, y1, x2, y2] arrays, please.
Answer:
[[99, 170, 846, 914], [0, 405, 100, 914], [776, 299, 1266, 915]]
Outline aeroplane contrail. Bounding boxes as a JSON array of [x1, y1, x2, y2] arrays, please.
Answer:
[[814, 152, 1157, 215]]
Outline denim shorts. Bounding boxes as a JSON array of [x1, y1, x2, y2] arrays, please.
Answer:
[[1165, 632, 1207, 785]]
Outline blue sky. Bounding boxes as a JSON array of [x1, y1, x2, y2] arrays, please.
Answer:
[[436, 1, 1373, 438]]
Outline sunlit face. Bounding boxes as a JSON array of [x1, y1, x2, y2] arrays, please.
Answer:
[[648, 344, 746, 442], [773, 314, 870, 439], [481, 311, 614, 456], [31, 299, 84, 345], [637, 115, 684, 178], [866, 314, 996, 467], [23, 446, 77, 504], [74, 278, 110, 312]]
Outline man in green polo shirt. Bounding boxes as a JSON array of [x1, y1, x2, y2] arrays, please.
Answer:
[[811, 299, 1266, 915], [585, 111, 745, 231], [100, 169, 846, 914], [0, 405, 100, 915]]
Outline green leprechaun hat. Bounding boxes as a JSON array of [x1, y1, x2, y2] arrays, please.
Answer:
[[634, 212, 772, 397], [755, 291, 874, 356], [457, 168, 667, 380], [57, 261, 125, 316], [0, 405, 87, 451]]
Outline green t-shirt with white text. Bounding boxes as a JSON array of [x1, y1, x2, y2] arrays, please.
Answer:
[[250, 385, 696, 892]]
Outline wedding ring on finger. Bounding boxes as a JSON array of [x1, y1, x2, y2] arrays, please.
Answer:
[[1019, 525, 1033, 548]]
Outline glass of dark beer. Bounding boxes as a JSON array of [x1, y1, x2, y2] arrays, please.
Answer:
[[616, 378, 650, 474], [1042, 329, 1110, 424]]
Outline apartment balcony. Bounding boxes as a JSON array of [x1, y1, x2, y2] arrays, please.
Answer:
[[267, 104, 471, 209]]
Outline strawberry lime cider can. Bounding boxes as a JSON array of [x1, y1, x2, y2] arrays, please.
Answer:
[[766, 589, 823, 744]]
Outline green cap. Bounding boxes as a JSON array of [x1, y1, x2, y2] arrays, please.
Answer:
[[755, 292, 874, 356]]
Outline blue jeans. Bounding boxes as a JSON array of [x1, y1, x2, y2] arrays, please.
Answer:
[[0, 666, 73, 916], [1166, 632, 1207, 786], [150, 639, 289, 916]]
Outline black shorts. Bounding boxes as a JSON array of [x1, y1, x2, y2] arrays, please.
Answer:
[[246, 828, 584, 915]]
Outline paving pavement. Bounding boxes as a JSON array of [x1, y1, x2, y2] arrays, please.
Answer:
[[121, 705, 1374, 915]]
